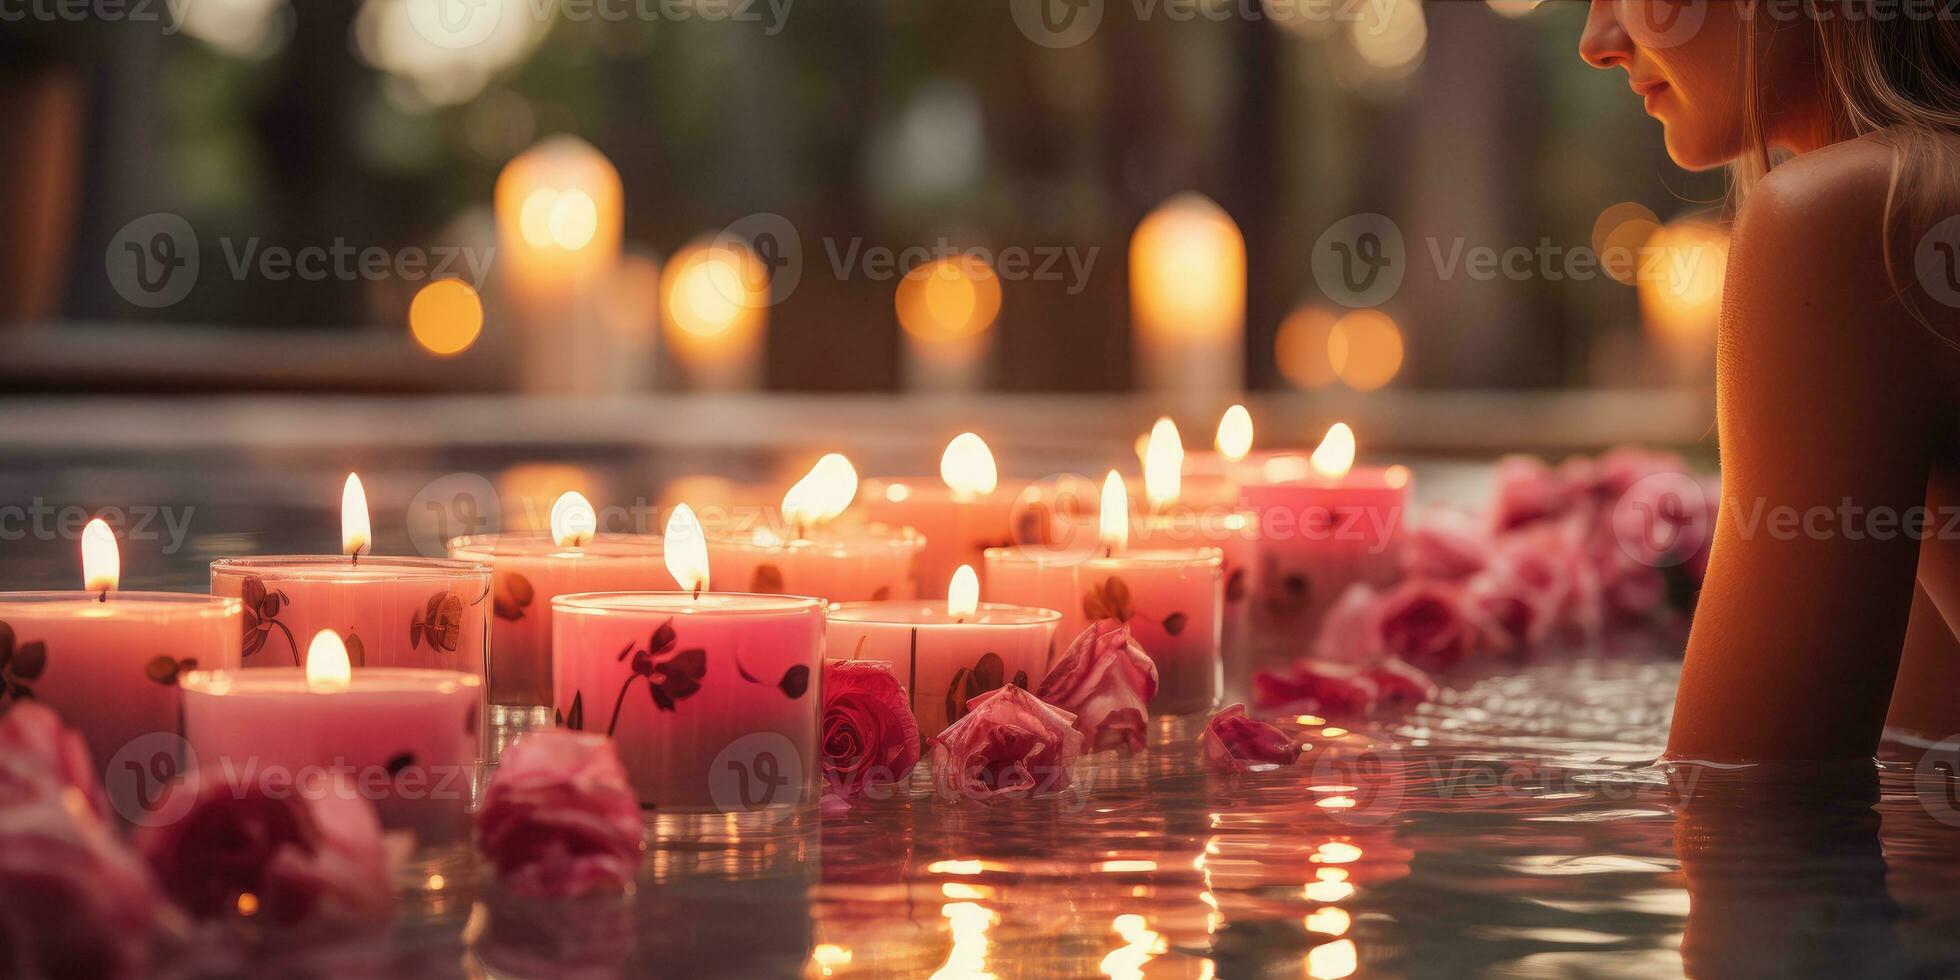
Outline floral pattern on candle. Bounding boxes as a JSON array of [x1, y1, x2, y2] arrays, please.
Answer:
[[0, 623, 47, 702], [492, 572, 536, 622], [238, 576, 299, 664], [1081, 575, 1189, 637], [943, 652, 1032, 726]]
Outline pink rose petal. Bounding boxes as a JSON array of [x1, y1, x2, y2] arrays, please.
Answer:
[[928, 685, 1084, 804], [0, 701, 109, 821], [1036, 619, 1159, 753], [478, 731, 644, 899], [1200, 704, 1301, 772]]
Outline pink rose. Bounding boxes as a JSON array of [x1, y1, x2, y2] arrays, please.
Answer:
[[928, 685, 1083, 803], [1491, 455, 1579, 532], [1375, 581, 1483, 669], [1313, 584, 1385, 666], [1036, 619, 1159, 752], [1200, 704, 1300, 772], [821, 660, 922, 801], [1251, 658, 1436, 716], [0, 788, 184, 979], [477, 731, 644, 899], [1401, 508, 1489, 582], [138, 771, 393, 928], [0, 702, 108, 820]]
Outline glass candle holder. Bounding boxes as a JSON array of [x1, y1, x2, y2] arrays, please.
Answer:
[[984, 546, 1224, 716], [552, 592, 826, 814], [211, 556, 491, 676], [824, 601, 1061, 741], [706, 525, 926, 602], [0, 592, 242, 817], [447, 533, 672, 726]]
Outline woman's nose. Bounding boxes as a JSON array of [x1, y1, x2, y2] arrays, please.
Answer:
[[1579, 0, 1632, 70]]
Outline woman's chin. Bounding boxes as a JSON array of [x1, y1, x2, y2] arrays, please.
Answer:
[[1660, 126, 1738, 173]]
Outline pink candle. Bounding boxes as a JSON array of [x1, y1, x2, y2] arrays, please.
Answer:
[[0, 520, 241, 818], [985, 474, 1223, 717], [551, 505, 826, 813], [1240, 424, 1410, 668], [705, 453, 926, 601], [449, 519, 673, 724], [857, 433, 1017, 598], [179, 630, 481, 850], [824, 567, 1061, 739]]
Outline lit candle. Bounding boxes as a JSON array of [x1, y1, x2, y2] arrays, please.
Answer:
[[661, 237, 767, 390], [448, 492, 675, 727], [1130, 193, 1245, 410], [985, 473, 1223, 716], [825, 565, 1062, 740], [1130, 418, 1261, 677], [551, 504, 826, 813], [0, 520, 242, 813], [858, 433, 1019, 599], [1240, 423, 1411, 665], [179, 629, 483, 851], [706, 454, 926, 601], [212, 474, 491, 685]]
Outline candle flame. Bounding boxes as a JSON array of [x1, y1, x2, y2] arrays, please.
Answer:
[[1099, 471, 1130, 553], [549, 491, 598, 549], [81, 518, 119, 594], [940, 433, 997, 500], [781, 453, 858, 533], [341, 474, 371, 558], [947, 564, 979, 620], [1144, 416, 1184, 510], [1216, 404, 1253, 462], [664, 503, 710, 593], [1311, 423, 1357, 481], [305, 629, 352, 691]]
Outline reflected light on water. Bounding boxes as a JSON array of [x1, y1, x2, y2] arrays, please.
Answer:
[[1313, 841, 1364, 865], [1305, 907, 1351, 936], [1098, 914, 1168, 980], [1306, 938, 1359, 979], [810, 943, 853, 976], [929, 902, 999, 980], [1303, 868, 1355, 903]]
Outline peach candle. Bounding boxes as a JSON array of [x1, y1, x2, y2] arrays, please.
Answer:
[[858, 433, 1016, 599], [552, 505, 825, 813], [0, 520, 242, 816], [180, 630, 482, 850], [1240, 423, 1410, 666], [1129, 418, 1260, 673], [986, 473, 1223, 717], [707, 454, 926, 600], [449, 492, 674, 725], [825, 565, 1062, 740]]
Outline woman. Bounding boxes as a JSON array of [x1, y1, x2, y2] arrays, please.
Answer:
[[1580, 1, 1960, 759]]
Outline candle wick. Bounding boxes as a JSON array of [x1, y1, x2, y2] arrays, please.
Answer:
[[97, 590, 107, 603], [693, 586, 702, 600], [1104, 546, 1113, 559]]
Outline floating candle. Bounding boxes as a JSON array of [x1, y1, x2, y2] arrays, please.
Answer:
[[707, 454, 926, 600], [825, 565, 1062, 741], [0, 520, 242, 818], [551, 504, 825, 813], [179, 629, 482, 850]]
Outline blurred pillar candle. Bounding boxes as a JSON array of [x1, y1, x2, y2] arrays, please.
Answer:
[[179, 630, 482, 849], [661, 236, 767, 390], [550, 505, 825, 812], [0, 520, 242, 816], [985, 474, 1223, 717], [448, 493, 673, 725], [824, 566, 1061, 740], [897, 256, 1001, 392], [708, 453, 924, 601], [1130, 193, 1245, 410], [494, 136, 628, 395], [859, 433, 1017, 599], [1240, 424, 1410, 667]]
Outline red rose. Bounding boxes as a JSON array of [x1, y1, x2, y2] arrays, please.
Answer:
[[0, 702, 108, 820], [821, 660, 922, 802], [477, 731, 644, 898], [1251, 658, 1436, 717], [928, 685, 1083, 803], [1036, 619, 1159, 752], [1200, 704, 1300, 772], [137, 771, 393, 929], [1375, 581, 1482, 669]]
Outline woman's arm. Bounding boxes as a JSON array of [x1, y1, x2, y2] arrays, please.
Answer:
[[1668, 144, 1937, 761]]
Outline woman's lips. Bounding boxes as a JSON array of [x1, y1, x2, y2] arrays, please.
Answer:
[[1631, 79, 1670, 113]]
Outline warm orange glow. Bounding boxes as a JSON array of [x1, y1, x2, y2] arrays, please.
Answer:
[[1305, 907, 1351, 936], [664, 504, 710, 594], [1350, 0, 1426, 77], [408, 279, 485, 357], [596, 254, 663, 339], [1307, 938, 1359, 979], [1215, 404, 1253, 461], [341, 474, 372, 557], [947, 565, 979, 620], [81, 518, 118, 594], [897, 256, 1002, 343], [499, 463, 598, 532], [661, 240, 767, 387], [1099, 914, 1167, 980], [1313, 841, 1364, 864], [1640, 219, 1730, 367], [494, 136, 623, 288], [1328, 310, 1404, 391], [1311, 424, 1357, 481], [550, 491, 598, 549], [782, 454, 859, 532], [929, 901, 998, 980], [1130, 194, 1246, 332], [1143, 417, 1183, 510], [1276, 306, 1340, 390], [1099, 471, 1130, 553], [305, 629, 352, 691], [1592, 201, 1662, 286], [940, 433, 998, 500]]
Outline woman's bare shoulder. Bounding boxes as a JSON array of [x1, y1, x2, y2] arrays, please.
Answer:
[[1736, 136, 1899, 255]]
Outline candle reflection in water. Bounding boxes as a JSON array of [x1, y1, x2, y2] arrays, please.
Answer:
[[928, 901, 999, 980]]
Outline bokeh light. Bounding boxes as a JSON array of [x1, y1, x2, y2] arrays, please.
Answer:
[[408, 279, 484, 356], [1349, 0, 1427, 77], [1130, 193, 1246, 331], [1485, 0, 1542, 18], [1276, 306, 1341, 390], [1328, 309, 1405, 390], [1592, 201, 1662, 287], [1639, 218, 1730, 368], [662, 239, 768, 387], [897, 256, 1003, 342]]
